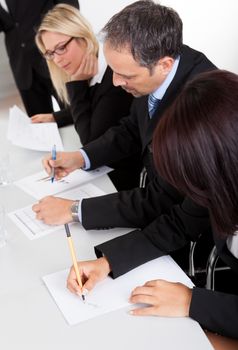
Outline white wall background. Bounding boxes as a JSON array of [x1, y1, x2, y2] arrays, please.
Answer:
[[0, 0, 238, 100], [161, 0, 238, 73]]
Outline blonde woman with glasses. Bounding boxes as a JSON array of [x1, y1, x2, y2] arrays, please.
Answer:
[[32, 4, 141, 190]]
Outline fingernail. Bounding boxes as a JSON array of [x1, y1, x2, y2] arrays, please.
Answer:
[[129, 310, 134, 315], [82, 288, 89, 296]]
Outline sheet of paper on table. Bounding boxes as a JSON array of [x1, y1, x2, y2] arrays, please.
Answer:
[[14, 166, 112, 199], [43, 255, 194, 325], [8, 183, 105, 239]]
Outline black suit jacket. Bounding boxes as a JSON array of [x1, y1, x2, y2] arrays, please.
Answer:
[[71, 44, 237, 339], [54, 66, 140, 190], [0, 0, 78, 90], [79, 45, 216, 274], [190, 236, 238, 339], [82, 45, 216, 180], [79, 46, 238, 339], [53, 67, 133, 145]]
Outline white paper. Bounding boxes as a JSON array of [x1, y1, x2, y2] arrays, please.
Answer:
[[14, 166, 112, 200], [43, 256, 194, 325], [8, 183, 105, 239], [7, 105, 64, 151]]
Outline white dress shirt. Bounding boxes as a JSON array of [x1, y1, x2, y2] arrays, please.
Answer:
[[227, 232, 238, 259], [0, 0, 8, 12], [89, 42, 107, 87]]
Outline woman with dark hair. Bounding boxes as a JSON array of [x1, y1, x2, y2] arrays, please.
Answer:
[[130, 70, 238, 349]]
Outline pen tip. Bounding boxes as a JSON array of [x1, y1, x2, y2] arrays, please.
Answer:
[[82, 294, 85, 302]]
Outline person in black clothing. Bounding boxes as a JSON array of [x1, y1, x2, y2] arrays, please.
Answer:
[[33, 1, 216, 247], [67, 70, 238, 349], [32, 3, 140, 190], [130, 70, 238, 348], [0, 0, 79, 116]]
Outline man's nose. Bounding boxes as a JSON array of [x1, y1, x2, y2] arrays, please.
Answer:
[[113, 72, 127, 87]]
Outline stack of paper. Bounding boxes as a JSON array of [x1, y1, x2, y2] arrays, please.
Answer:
[[7, 105, 64, 151]]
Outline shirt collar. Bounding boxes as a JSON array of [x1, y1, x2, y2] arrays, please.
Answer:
[[0, 0, 9, 12], [89, 41, 107, 87], [152, 56, 180, 100], [227, 232, 238, 259]]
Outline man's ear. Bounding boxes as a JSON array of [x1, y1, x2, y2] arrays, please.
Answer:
[[157, 56, 175, 76]]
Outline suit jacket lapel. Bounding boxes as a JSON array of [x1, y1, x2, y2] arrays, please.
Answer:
[[142, 45, 202, 151], [0, 3, 14, 30]]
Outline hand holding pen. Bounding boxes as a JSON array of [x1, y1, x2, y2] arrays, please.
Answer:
[[51, 144, 56, 183], [42, 151, 85, 180], [67, 256, 111, 297]]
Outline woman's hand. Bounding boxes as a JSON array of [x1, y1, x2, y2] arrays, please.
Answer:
[[67, 257, 111, 296], [71, 53, 98, 81], [130, 279, 192, 317], [31, 113, 55, 123]]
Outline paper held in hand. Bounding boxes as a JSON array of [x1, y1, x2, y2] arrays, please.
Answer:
[[7, 105, 64, 152]]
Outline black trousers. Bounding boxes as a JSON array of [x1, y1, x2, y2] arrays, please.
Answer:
[[18, 68, 64, 117]]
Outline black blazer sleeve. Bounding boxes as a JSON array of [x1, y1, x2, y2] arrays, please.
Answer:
[[81, 177, 210, 277], [190, 287, 238, 339], [82, 98, 142, 167], [53, 108, 73, 127], [53, 67, 133, 144]]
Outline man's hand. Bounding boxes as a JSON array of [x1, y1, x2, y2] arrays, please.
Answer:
[[42, 151, 85, 180], [32, 196, 74, 225]]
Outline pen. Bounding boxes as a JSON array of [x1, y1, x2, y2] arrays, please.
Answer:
[[64, 224, 85, 302], [51, 144, 56, 183]]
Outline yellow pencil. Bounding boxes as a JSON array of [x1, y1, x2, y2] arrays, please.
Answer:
[[64, 224, 85, 301]]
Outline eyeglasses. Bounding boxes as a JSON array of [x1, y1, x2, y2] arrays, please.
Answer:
[[43, 37, 75, 61]]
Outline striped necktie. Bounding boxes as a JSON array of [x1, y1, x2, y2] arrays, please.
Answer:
[[148, 93, 160, 118]]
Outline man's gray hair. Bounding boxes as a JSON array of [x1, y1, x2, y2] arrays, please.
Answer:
[[101, 0, 183, 69]]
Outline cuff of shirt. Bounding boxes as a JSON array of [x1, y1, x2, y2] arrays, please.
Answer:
[[79, 149, 91, 170], [78, 199, 83, 222]]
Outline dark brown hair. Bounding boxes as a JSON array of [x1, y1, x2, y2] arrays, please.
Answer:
[[153, 70, 238, 236]]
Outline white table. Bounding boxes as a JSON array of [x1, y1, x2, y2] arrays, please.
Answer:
[[0, 104, 213, 350]]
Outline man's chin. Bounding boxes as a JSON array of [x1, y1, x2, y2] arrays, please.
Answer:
[[123, 88, 142, 97], [132, 93, 143, 98]]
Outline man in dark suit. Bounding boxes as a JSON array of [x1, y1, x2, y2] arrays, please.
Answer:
[[0, 0, 78, 116], [33, 1, 216, 283]]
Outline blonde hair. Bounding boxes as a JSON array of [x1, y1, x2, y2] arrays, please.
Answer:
[[36, 4, 99, 104]]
